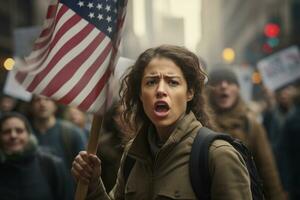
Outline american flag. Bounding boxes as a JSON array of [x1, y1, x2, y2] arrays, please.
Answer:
[[14, 0, 127, 114]]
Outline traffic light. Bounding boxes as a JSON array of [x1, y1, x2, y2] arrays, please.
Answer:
[[264, 23, 280, 38], [262, 22, 281, 54]]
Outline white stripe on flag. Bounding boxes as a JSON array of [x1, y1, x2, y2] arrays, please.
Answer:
[[88, 82, 109, 113], [23, 6, 74, 71], [70, 51, 112, 105], [29, 26, 100, 94], [22, 17, 89, 88], [51, 35, 111, 99]]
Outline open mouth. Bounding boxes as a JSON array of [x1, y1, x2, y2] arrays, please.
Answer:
[[154, 101, 170, 113], [219, 93, 229, 100]]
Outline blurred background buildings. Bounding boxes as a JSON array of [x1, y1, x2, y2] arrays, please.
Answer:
[[0, 0, 299, 100]]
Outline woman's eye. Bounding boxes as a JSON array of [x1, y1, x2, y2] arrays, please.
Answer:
[[146, 79, 157, 86], [169, 80, 179, 86]]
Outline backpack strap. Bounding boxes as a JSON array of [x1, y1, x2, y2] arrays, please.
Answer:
[[190, 127, 220, 200], [190, 127, 238, 199]]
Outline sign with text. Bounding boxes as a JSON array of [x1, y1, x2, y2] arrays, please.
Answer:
[[257, 46, 300, 91]]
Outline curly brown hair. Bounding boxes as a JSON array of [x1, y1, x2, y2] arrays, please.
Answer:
[[119, 45, 214, 131]]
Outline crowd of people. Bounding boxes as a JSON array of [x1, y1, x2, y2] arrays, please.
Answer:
[[0, 44, 299, 199]]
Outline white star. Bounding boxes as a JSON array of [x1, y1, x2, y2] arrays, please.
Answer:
[[97, 14, 103, 20], [106, 16, 112, 22], [107, 26, 112, 33], [87, 2, 94, 9], [77, 1, 84, 7], [88, 12, 95, 18], [105, 5, 111, 12], [96, 3, 102, 10]]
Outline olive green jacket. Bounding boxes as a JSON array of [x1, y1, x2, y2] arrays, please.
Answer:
[[87, 112, 252, 200]]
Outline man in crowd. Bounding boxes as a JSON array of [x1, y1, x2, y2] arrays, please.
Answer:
[[29, 95, 86, 199], [206, 66, 285, 200]]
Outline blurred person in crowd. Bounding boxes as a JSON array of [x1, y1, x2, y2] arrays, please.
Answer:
[[97, 100, 132, 192], [0, 112, 69, 200], [207, 66, 285, 200], [262, 84, 297, 189], [64, 106, 90, 139], [0, 94, 18, 116], [72, 45, 252, 199], [280, 81, 300, 200], [29, 94, 86, 199], [263, 84, 297, 147]]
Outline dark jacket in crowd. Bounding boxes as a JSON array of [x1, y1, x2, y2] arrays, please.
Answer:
[[0, 135, 68, 200], [32, 119, 86, 200], [86, 112, 251, 200], [281, 99, 300, 200]]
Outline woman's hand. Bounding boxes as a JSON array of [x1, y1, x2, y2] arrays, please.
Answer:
[[71, 151, 101, 184]]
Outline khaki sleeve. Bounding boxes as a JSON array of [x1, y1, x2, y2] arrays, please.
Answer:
[[209, 140, 252, 200]]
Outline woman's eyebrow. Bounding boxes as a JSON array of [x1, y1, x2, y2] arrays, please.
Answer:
[[144, 73, 181, 78]]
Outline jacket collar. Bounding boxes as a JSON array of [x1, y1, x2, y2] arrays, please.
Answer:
[[128, 112, 202, 162]]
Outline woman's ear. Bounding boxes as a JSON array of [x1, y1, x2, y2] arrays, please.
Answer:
[[187, 89, 194, 102]]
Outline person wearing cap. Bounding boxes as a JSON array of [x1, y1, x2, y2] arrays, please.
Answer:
[[207, 66, 286, 200]]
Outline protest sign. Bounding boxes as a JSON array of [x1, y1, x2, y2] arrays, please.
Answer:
[[257, 46, 300, 91]]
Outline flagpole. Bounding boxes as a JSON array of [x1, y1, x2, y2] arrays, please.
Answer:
[[75, 114, 103, 200]]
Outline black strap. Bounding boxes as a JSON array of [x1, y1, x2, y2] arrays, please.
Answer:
[[190, 127, 235, 200], [190, 127, 215, 200]]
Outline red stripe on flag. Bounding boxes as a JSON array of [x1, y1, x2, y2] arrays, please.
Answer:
[[39, 22, 55, 39], [39, 4, 67, 38], [27, 23, 94, 92], [78, 67, 112, 111], [33, 5, 69, 50], [58, 41, 112, 105], [16, 13, 82, 85], [32, 34, 53, 51], [46, 5, 58, 19], [29, 12, 81, 67], [41, 32, 106, 96], [26, 47, 49, 67]]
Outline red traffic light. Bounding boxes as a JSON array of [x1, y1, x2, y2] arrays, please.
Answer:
[[264, 23, 280, 38]]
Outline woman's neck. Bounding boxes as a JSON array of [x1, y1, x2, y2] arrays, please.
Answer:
[[155, 114, 185, 142], [156, 125, 176, 142]]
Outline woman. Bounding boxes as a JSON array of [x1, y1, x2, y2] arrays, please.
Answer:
[[0, 112, 68, 200], [72, 45, 252, 199]]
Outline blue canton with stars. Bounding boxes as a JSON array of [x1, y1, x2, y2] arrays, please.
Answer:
[[61, 0, 119, 39]]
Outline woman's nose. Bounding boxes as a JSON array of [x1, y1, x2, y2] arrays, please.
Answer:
[[156, 81, 167, 98]]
